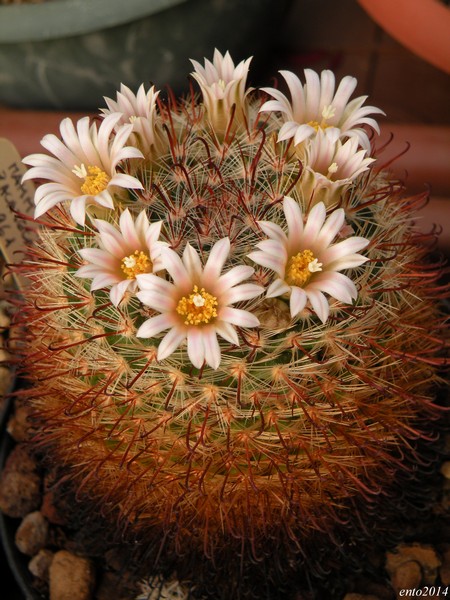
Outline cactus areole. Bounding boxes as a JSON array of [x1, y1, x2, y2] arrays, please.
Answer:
[[13, 50, 447, 597]]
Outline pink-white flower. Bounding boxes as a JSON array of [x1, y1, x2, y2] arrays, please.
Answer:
[[75, 209, 165, 307], [190, 49, 252, 132], [301, 128, 375, 204], [22, 113, 144, 226], [260, 69, 384, 151], [136, 238, 263, 369], [102, 83, 165, 155], [248, 197, 369, 323]]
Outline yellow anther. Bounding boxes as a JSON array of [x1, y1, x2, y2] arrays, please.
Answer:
[[286, 249, 322, 287], [80, 165, 110, 196], [307, 105, 336, 132], [306, 120, 322, 131], [120, 250, 152, 279], [176, 285, 218, 326]]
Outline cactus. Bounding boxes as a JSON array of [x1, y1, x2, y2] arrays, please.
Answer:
[[12, 50, 447, 598]]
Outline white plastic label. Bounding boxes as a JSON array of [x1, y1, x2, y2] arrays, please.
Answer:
[[0, 138, 36, 289]]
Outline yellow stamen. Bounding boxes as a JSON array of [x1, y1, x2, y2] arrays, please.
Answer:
[[80, 165, 110, 196], [307, 104, 336, 131], [177, 285, 218, 326], [286, 249, 322, 287], [120, 250, 152, 279]]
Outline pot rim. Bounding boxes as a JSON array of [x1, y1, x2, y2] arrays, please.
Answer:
[[0, 0, 188, 43]]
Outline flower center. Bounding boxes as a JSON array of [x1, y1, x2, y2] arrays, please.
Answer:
[[307, 104, 336, 131], [286, 249, 323, 287], [121, 250, 152, 279], [176, 285, 218, 326], [73, 164, 110, 196]]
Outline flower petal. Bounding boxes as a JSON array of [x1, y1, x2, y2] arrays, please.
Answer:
[[162, 247, 191, 289], [215, 321, 239, 346], [307, 271, 357, 304], [70, 197, 87, 226], [136, 313, 175, 338], [258, 220, 287, 243], [110, 279, 133, 306], [320, 237, 369, 266], [222, 283, 263, 304], [304, 69, 321, 119], [91, 189, 114, 210], [293, 124, 316, 146], [157, 327, 186, 361], [305, 289, 329, 323], [277, 121, 302, 142], [203, 237, 230, 280], [283, 196, 304, 244], [267, 278, 291, 298], [119, 208, 141, 249], [301, 202, 327, 248], [78, 247, 116, 269], [183, 243, 203, 282], [75, 264, 105, 279], [187, 328, 206, 369], [328, 253, 369, 271], [257, 239, 288, 261], [136, 273, 174, 294], [145, 220, 163, 249], [332, 75, 357, 120], [247, 250, 285, 278], [220, 307, 259, 328], [139, 290, 176, 313], [315, 208, 345, 250], [90, 273, 121, 291], [280, 70, 306, 119], [290, 286, 307, 317], [202, 328, 221, 370], [34, 189, 70, 218], [109, 173, 143, 190], [216, 265, 255, 291]]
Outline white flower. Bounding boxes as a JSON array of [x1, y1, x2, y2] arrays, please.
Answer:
[[75, 209, 165, 306], [301, 128, 375, 204], [190, 49, 252, 133], [136, 238, 263, 369], [22, 113, 144, 226], [102, 83, 165, 156], [248, 197, 369, 323], [260, 69, 384, 151]]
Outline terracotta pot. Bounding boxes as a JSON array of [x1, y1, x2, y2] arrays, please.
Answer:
[[357, 0, 450, 74]]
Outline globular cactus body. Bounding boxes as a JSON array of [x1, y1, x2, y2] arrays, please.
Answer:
[[12, 50, 447, 598]]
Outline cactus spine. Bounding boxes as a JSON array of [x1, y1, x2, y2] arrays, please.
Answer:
[[12, 50, 447, 598]]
